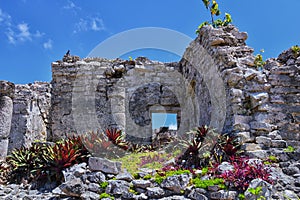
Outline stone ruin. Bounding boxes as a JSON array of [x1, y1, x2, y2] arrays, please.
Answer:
[[0, 25, 299, 162]]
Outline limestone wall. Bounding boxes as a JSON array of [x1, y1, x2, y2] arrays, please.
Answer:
[[0, 81, 14, 159], [51, 57, 210, 143], [0, 25, 299, 158], [0, 81, 51, 157]]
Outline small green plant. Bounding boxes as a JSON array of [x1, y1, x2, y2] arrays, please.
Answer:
[[201, 166, 209, 175], [100, 181, 109, 189], [129, 184, 139, 195], [284, 145, 296, 153], [248, 186, 266, 200], [268, 155, 277, 162], [196, 0, 232, 33], [264, 155, 278, 165], [238, 193, 245, 200], [133, 173, 139, 179], [143, 174, 152, 180], [254, 49, 266, 68], [99, 192, 114, 200], [192, 177, 226, 189], [154, 168, 191, 184], [291, 45, 300, 56], [154, 176, 165, 184]]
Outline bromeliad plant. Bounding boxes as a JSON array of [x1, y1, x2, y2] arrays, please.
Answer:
[[176, 125, 213, 169], [7, 136, 90, 184], [167, 125, 243, 170], [46, 136, 87, 182], [7, 143, 50, 183], [81, 129, 128, 159], [212, 133, 242, 163]]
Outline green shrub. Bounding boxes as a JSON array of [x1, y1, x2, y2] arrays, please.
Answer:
[[100, 192, 114, 199], [154, 168, 191, 184], [192, 177, 226, 189], [100, 181, 109, 189], [291, 45, 300, 56], [284, 146, 296, 153]]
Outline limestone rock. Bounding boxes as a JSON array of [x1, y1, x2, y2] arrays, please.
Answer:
[[245, 178, 273, 200], [59, 178, 87, 197], [0, 96, 13, 138], [88, 157, 122, 175], [82, 171, 106, 184], [0, 81, 15, 98], [106, 180, 130, 195], [146, 187, 165, 198], [116, 170, 133, 182], [218, 162, 234, 174], [210, 190, 237, 200], [63, 162, 87, 182], [188, 188, 208, 200], [132, 179, 151, 189], [160, 174, 191, 193]]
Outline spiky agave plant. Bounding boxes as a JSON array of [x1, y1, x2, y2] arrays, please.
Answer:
[[212, 133, 242, 163], [7, 143, 50, 183], [46, 138, 82, 182], [176, 125, 210, 169]]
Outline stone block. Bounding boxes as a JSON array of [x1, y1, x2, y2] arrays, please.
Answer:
[[88, 157, 122, 175], [0, 139, 8, 160], [245, 179, 273, 200], [210, 190, 237, 200], [237, 132, 254, 143], [0, 81, 15, 98], [0, 96, 13, 138], [249, 92, 269, 108], [271, 140, 287, 148], [256, 136, 272, 147]]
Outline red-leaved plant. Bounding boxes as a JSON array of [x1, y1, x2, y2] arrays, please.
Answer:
[[218, 156, 273, 191]]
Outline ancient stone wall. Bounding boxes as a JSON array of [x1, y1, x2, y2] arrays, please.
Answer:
[[0, 81, 51, 157], [51, 57, 210, 143], [8, 82, 51, 152], [0, 81, 14, 159], [0, 25, 299, 158]]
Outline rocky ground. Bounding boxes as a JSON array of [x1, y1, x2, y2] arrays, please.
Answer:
[[1, 156, 300, 200]]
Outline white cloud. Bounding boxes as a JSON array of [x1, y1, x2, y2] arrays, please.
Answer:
[[91, 17, 105, 31], [63, 0, 81, 13], [17, 23, 31, 41], [5, 22, 45, 44], [43, 39, 53, 50], [74, 16, 105, 33], [0, 8, 12, 26], [6, 28, 15, 44], [0, 8, 46, 45]]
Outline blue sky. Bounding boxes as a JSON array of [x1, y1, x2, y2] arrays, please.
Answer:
[[0, 0, 299, 84], [152, 113, 177, 130]]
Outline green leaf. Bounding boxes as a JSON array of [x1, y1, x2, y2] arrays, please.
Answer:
[[202, 0, 210, 9], [210, 0, 219, 15], [196, 21, 209, 34], [223, 13, 232, 25]]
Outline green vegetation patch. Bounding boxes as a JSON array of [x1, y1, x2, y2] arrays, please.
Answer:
[[192, 177, 226, 189]]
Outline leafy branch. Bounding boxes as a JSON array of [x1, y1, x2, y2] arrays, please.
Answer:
[[197, 0, 232, 33]]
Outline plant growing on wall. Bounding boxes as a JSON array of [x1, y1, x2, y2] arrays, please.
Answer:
[[291, 45, 300, 57], [254, 51, 266, 69], [196, 0, 232, 33]]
